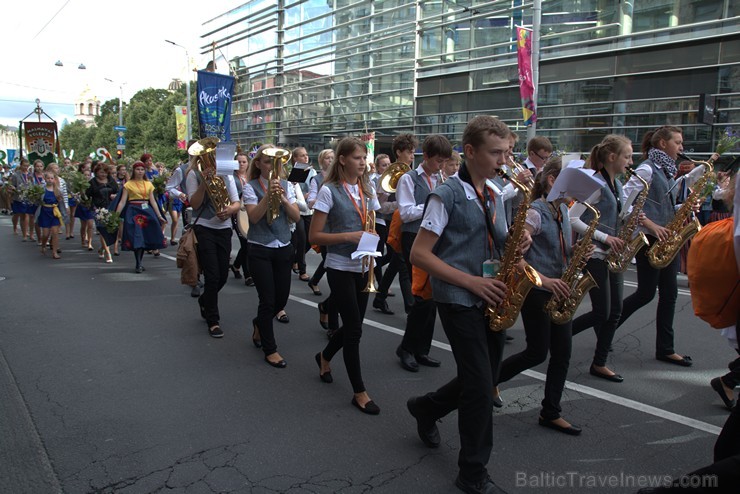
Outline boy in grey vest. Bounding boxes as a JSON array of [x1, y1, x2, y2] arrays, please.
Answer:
[[406, 116, 527, 494]]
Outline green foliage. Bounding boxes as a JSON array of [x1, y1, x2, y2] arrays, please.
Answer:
[[58, 85, 196, 166]]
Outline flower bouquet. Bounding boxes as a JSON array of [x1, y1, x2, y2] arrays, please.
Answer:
[[95, 207, 122, 245], [151, 173, 169, 196], [95, 208, 122, 234], [715, 127, 739, 157], [63, 170, 92, 207], [20, 184, 45, 205]]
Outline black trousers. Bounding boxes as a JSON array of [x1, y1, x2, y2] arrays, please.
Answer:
[[249, 244, 292, 356], [194, 225, 232, 327], [232, 234, 251, 278], [413, 303, 505, 485], [498, 289, 573, 421], [321, 268, 369, 393], [309, 246, 327, 286], [572, 257, 624, 367], [400, 231, 436, 353], [292, 215, 309, 274], [618, 239, 679, 357], [376, 245, 414, 312]]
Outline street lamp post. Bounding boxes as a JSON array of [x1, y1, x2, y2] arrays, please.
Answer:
[[165, 40, 192, 142], [104, 78, 126, 127]]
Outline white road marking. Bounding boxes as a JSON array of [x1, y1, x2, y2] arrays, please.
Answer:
[[288, 294, 721, 436]]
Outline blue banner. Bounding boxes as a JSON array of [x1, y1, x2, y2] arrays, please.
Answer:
[[196, 70, 235, 141]]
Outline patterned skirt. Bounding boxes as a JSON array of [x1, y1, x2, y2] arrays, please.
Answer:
[[121, 201, 167, 251]]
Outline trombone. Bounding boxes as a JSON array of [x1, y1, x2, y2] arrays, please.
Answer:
[[362, 207, 378, 293], [262, 147, 291, 225]]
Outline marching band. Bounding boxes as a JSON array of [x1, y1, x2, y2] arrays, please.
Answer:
[[4, 118, 737, 494]]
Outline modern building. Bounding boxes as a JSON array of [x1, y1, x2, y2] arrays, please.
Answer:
[[201, 0, 739, 158]]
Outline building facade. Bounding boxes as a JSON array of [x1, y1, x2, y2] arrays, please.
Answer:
[[201, 0, 740, 157]]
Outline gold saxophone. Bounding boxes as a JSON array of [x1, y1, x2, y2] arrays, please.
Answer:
[[487, 169, 542, 332], [188, 137, 231, 213], [262, 147, 292, 225], [362, 207, 378, 293], [606, 169, 649, 273], [545, 202, 600, 324], [647, 160, 714, 269]]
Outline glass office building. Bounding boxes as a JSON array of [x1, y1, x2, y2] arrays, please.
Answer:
[[201, 0, 739, 156]]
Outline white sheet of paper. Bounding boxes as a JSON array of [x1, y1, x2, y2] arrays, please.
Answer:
[[215, 141, 236, 161], [351, 231, 380, 260], [547, 166, 604, 202], [216, 160, 239, 173], [566, 159, 585, 169]]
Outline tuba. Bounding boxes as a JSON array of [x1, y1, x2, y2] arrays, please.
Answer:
[[362, 207, 378, 293], [189, 137, 231, 213], [262, 147, 291, 225], [606, 169, 649, 273], [545, 202, 600, 324], [487, 169, 542, 332], [379, 161, 411, 193], [647, 160, 714, 269]]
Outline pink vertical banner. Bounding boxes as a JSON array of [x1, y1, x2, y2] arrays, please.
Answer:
[[516, 26, 537, 126]]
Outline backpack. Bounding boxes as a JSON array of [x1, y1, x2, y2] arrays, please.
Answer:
[[687, 218, 740, 329]]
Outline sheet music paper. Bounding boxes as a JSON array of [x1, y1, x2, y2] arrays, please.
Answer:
[[547, 166, 603, 203]]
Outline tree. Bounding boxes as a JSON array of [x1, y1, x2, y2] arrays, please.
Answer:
[[58, 85, 192, 166]]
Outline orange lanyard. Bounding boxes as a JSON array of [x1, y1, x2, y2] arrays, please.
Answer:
[[475, 186, 497, 257], [134, 180, 148, 199], [550, 202, 568, 266], [423, 172, 435, 191], [258, 177, 268, 195], [342, 182, 366, 224]]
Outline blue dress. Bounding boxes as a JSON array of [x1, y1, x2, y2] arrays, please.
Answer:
[[37, 190, 62, 228], [75, 203, 95, 221]]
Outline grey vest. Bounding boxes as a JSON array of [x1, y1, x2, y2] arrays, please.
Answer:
[[192, 172, 216, 220], [325, 183, 365, 258], [580, 179, 622, 251], [525, 199, 572, 280], [641, 159, 675, 228], [431, 177, 508, 307], [178, 163, 188, 194], [401, 170, 435, 234], [247, 178, 292, 245]]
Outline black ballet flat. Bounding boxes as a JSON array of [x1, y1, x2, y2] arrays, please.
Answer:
[[538, 417, 581, 436], [351, 397, 380, 415], [656, 354, 693, 367], [229, 264, 242, 279], [315, 352, 333, 383], [589, 365, 624, 383], [251, 319, 262, 348], [264, 356, 287, 368], [317, 302, 329, 330]]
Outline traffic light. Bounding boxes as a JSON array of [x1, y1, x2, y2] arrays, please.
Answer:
[[116, 149, 123, 160]]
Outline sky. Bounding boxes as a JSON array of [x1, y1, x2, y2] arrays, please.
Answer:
[[0, 0, 234, 129]]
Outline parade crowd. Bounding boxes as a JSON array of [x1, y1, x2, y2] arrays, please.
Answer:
[[1, 117, 738, 494]]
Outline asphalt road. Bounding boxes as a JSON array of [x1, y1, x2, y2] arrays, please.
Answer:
[[0, 216, 733, 494]]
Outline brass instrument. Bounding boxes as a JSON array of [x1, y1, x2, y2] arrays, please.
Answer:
[[189, 137, 231, 213], [487, 169, 543, 332], [262, 147, 291, 225], [545, 202, 600, 324], [507, 155, 534, 187], [647, 160, 714, 269], [606, 169, 649, 273], [362, 207, 378, 293], [379, 161, 411, 193]]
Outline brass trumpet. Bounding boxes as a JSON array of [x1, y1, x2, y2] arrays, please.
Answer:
[[362, 209, 378, 293], [262, 147, 291, 225]]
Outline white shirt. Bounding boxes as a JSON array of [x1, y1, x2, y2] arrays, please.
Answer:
[[242, 176, 297, 248], [185, 172, 240, 230], [166, 165, 185, 196], [314, 182, 380, 273], [397, 164, 440, 224], [421, 175, 506, 237]]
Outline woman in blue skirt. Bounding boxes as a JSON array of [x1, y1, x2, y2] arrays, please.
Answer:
[[75, 168, 96, 251], [37, 170, 65, 259], [115, 161, 167, 273]]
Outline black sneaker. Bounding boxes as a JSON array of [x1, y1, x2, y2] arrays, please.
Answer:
[[372, 297, 394, 315], [208, 326, 224, 338]]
